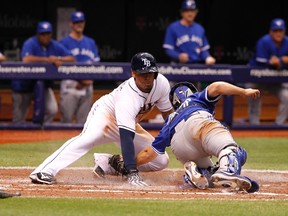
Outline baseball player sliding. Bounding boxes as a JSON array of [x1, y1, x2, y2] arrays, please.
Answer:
[[134, 81, 260, 192], [29, 52, 174, 186]]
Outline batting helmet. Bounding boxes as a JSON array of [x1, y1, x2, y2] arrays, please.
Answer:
[[131, 52, 158, 74], [169, 81, 198, 110]]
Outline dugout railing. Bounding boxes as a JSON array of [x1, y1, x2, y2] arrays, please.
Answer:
[[0, 62, 288, 130]]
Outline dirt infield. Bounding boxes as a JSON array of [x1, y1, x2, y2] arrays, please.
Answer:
[[0, 129, 288, 200]]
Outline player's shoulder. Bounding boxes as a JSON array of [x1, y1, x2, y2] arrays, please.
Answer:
[[258, 34, 271, 43], [156, 73, 170, 85], [59, 35, 70, 43], [167, 20, 181, 29], [83, 35, 96, 43], [192, 22, 205, 31]]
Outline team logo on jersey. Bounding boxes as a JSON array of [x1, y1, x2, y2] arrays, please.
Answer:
[[141, 58, 151, 67], [139, 103, 154, 114]]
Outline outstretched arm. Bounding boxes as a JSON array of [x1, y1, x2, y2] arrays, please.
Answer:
[[136, 146, 157, 166], [207, 81, 260, 99]]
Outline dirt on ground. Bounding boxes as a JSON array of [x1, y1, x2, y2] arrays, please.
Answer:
[[0, 129, 288, 200]]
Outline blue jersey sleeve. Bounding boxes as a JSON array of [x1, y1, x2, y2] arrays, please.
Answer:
[[151, 123, 171, 154]]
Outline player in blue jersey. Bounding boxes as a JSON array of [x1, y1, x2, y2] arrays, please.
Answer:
[[163, 0, 215, 65], [59, 11, 100, 123], [135, 81, 260, 193], [247, 18, 288, 125], [11, 21, 75, 124]]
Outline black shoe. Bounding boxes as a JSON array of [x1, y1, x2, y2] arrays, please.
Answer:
[[33, 172, 56, 185]]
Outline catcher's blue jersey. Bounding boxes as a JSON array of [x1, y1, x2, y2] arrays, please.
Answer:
[[152, 87, 220, 154], [163, 21, 210, 63], [60, 35, 100, 63], [249, 34, 288, 69]]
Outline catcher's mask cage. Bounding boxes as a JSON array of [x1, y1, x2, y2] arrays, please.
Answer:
[[169, 81, 198, 110], [131, 52, 159, 78]]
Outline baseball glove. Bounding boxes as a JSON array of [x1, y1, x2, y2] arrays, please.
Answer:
[[108, 154, 129, 176]]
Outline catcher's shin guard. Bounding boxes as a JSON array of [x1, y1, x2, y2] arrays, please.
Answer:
[[183, 161, 209, 189], [211, 145, 251, 192], [218, 145, 247, 175]]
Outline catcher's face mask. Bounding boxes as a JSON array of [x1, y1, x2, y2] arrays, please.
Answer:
[[169, 82, 198, 110]]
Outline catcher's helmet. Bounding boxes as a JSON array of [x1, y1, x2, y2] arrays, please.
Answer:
[[169, 81, 198, 110], [131, 52, 158, 74]]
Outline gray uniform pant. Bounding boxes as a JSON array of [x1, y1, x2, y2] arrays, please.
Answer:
[[170, 111, 236, 168], [12, 88, 57, 124], [246, 83, 288, 125], [60, 80, 93, 124]]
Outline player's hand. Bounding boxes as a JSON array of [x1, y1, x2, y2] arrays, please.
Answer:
[[48, 56, 62, 67], [75, 80, 93, 90], [127, 170, 148, 187], [178, 53, 189, 63], [244, 88, 260, 100], [269, 56, 281, 69], [205, 56, 216, 65]]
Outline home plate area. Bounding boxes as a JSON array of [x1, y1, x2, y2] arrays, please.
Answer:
[[1, 167, 288, 200]]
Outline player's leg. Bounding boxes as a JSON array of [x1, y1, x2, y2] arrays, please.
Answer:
[[274, 84, 288, 125], [59, 83, 79, 123], [76, 85, 93, 124], [43, 88, 58, 123], [30, 102, 118, 184], [12, 92, 33, 124], [171, 117, 213, 189], [94, 123, 170, 177], [246, 83, 261, 125], [189, 112, 252, 191]]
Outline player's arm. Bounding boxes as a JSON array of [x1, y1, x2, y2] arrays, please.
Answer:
[[119, 128, 137, 171], [136, 146, 157, 166], [136, 123, 170, 166], [161, 108, 174, 121], [22, 55, 52, 63], [207, 81, 260, 99]]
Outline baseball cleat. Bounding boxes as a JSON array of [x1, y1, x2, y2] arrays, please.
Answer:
[[184, 161, 209, 189], [211, 171, 252, 192], [31, 172, 56, 185]]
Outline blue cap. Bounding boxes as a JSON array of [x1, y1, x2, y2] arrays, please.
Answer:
[[270, 18, 286, 31], [71, 11, 85, 22], [37, 21, 52, 33], [181, 0, 197, 11]]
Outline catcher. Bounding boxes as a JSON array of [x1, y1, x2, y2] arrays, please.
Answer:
[[102, 81, 260, 192]]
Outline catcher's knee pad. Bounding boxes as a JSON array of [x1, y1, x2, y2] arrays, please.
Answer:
[[218, 145, 247, 175]]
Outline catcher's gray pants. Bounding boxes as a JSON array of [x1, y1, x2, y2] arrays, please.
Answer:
[[170, 111, 236, 168], [246, 83, 288, 125]]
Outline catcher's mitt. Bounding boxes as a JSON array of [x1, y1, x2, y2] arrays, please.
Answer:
[[108, 154, 129, 176]]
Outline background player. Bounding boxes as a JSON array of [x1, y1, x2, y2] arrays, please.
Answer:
[[163, 0, 215, 65], [29, 52, 174, 186], [135, 81, 260, 192], [11, 21, 75, 124], [247, 18, 288, 125], [59, 11, 100, 124]]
